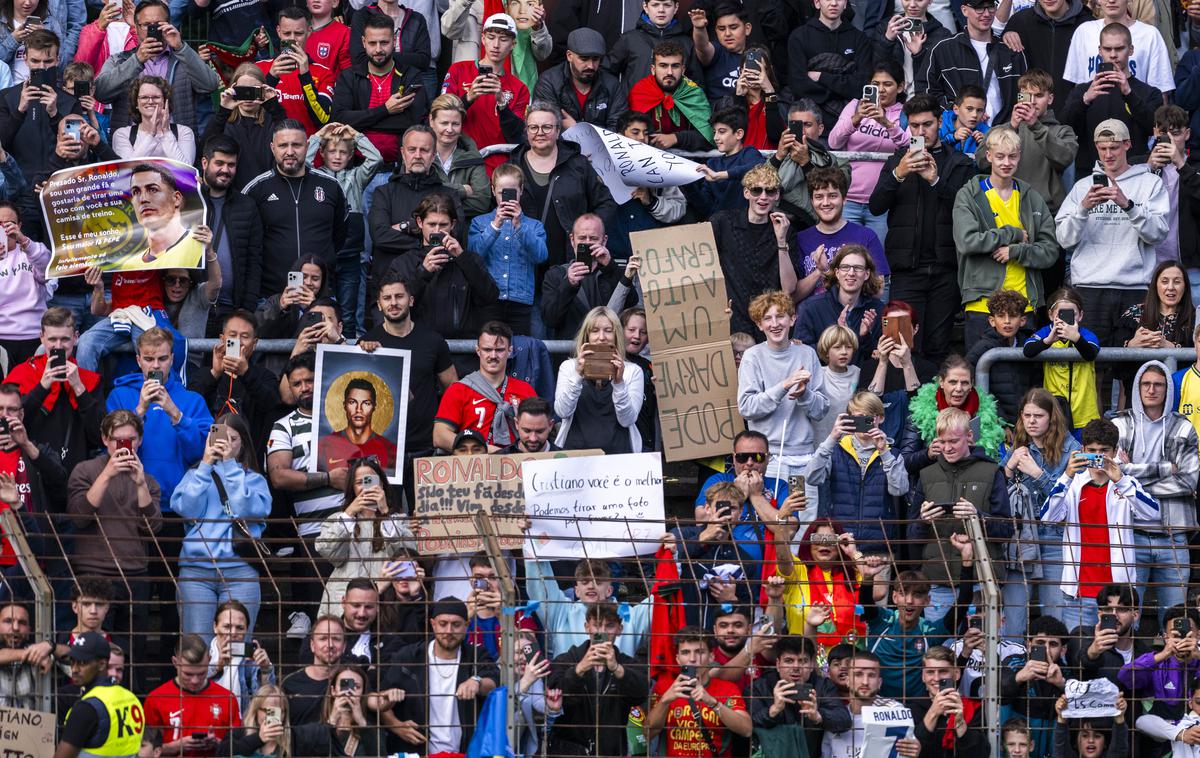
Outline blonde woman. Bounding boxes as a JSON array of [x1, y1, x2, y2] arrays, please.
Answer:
[[553, 306, 645, 454], [428, 93, 490, 217], [215, 684, 292, 757]]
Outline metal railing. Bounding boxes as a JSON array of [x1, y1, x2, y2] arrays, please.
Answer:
[[975, 346, 1197, 395]]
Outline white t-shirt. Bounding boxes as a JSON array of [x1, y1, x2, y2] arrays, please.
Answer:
[[427, 641, 463, 754], [821, 699, 911, 758], [1062, 18, 1175, 93], [969, 37, 1004, 121]]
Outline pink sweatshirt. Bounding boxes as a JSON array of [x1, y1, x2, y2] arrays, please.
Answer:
[[0, 240, 52, 340], [827, 99, 909, 204]]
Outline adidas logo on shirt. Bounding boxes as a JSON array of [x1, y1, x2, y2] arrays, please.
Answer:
[[266, 193, 279, 201]]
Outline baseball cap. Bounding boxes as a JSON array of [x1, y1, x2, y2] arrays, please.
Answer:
[[452, 428, 488, 451], [567, 28, 606, 58], [961, 0, 998, 7], [482, 13, 517, 36], [1093, 118, 1131, 143], [66, 631, 110, 663]]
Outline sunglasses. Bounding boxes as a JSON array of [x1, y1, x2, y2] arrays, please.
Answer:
[[746, 186, 780, 197], [163, 276, 191, 286], [733, 452, 766, 463]]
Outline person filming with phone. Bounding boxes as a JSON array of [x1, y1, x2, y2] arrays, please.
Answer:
[[540, 213, 635, 340]]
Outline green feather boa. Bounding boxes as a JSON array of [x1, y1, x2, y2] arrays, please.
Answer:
[[908, 382, 1004, 459]]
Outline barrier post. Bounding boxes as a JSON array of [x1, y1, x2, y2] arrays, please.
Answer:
[[475, 511, 518, 753], [965, 515, 1000, 757], [1, 509, 54, 712]]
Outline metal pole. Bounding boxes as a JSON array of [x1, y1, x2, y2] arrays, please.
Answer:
[[475, 512, 518, 754], [2, 510, 54, 712], [965, 515, 1000, 757]]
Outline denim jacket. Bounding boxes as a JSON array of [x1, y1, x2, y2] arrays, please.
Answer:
[[468, 211, 548, 306]]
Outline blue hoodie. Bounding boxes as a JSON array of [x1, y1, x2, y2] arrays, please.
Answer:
[[939, 110, 990, 155], [106, 372, 212, 506], [171, 459, 271, 566]]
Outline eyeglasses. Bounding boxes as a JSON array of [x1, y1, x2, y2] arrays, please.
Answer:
[[733, 452, 767, 463], [137, 95, 165, 103], [969, 4, 997, 12], [837, 264, 868, 273], [746, 186, 780, 197], [526, 124, 557, 133], [163, 275, 191, 286]]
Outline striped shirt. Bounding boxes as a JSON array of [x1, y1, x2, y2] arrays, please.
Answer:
[[267, 410, 343, 536]]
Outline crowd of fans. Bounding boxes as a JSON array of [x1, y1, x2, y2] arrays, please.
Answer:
[[2, 0, 1200, 754]]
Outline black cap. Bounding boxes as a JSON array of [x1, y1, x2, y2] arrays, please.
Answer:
[[961, 0, 997, 7], [66, 632, 110, 663], [452, 428, 488, 451], [430, 597, 469, 620]]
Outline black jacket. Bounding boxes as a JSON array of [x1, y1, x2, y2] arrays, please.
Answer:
[[366, 168, 466, 283], [17, 375, 104, 474], [391, 246, 498, 341], [1003, 0, 1091, 106], [348, 3, 431, 72], [381, 640, 501, 755], [604, 16, 697, 92], [199, 98, 289, 191], [540, 259, 635, 339], [786, 16, 875, 124], [188, 363, 281, 451], [507, 140, 617, 266], [917, 32, 1029, 123], [965, 326, 1032, 423], [870, 15, 953, 86], [201, 187, 263, 312], [750, 670, 851, 758], [43, 140, 119, 186], [331, 61, 429, 141], [547, 0, 639, 63], [0, 84, 81, 178], [868, 141, 974, 272], [532, 61, 627, 131], [909, 696, 989, 758], [1177, 157, 1200, 270], [547, 641, 648, 756], [1059, 76, 1161, 174], [1065, 626, 1153, 691], [243, 167, 349, 298]]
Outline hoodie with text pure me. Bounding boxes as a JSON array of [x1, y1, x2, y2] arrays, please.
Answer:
[[1054, 161, 1169, 289]]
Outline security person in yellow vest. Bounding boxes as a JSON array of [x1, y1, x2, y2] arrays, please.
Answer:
[[54, 632, 145, 758]]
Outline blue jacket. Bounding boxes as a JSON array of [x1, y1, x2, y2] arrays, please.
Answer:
[[794, 288, 884, 364], [171, 459, 271, 567], [816, 438, 900, 551], [939, 110, 991, 155], [509, 335, 556, 401], [106, 372, 211, 506], [468, 212, 549, 306], [685, 145, 765, 217]]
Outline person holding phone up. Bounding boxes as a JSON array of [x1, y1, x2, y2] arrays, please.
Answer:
[[315, 456, 414, 616], [207, 600, 275, 713], [1023, 288, 1101, 432]]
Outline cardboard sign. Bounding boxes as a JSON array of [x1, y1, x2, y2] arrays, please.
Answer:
[[411, 450, 598, 555], [522, 452, 665, 559], [562, 123, 703, 204], [0, 706, 55, 758], [633, 223, 743, 461]]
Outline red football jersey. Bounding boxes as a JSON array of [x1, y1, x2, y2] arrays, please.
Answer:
[[435, 377, 537, 445], [256, 59, 334, 135], [111, 270, 164, 311], [650, 676, 746, 757], [142, 679, 241, 755], [442, 60, 529, 174], [307, 21, 351, 77]]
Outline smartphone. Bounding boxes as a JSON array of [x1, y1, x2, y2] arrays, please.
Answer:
[[146, 21, 163, 42], [225, 337, 240, 360], [338, 677, 356, 692], [1099, 614, 1119, 632], [264, 706, 282, 724], [969, 616, 983, 630], [862, 84, 879, 105], [938, 677, 955, 692], [191, 733, 208, 741], [576, 242, 593, 267], [902, 16, 921, 31], [0, 418, 9, 435], [303, 310, 324, 328], [72, 80, 90, 98], [742, 48, 763, 71], [393, 560, 416, 578], [795, 682, 813, 701], [909, 134, 925, 153], [30, 68, 54, 88], [233, 85, 263, 101], [64, 120, 82, 141], [428, 231, 446, 247], [472, 577, 490, 591], [788, 119, 805, 135], [1096, 61, 1115, 74], [360, 472, 381, 490], [849, 415, 874, 433], [882, 311, 914, 347], [520, 635, 539, 660], [1016, 91, 1031, 104], [1151, 135, 1164, 151], [477, 63, 493, 77], [1092, 173, 1109, 187], [407, 82, 424, 95], [1059, 307, 1076, 326], [679, 664, 697, 679], [501, 187, 517, 203], [287, 271, 304, 289], [1173, 617, 1190, 636], [714, 499, 733, 520], [936, 501, 957, 516], [788, 474, 804, 495], [49, 347, 67, 370], [207, 423, 230, 447], [26, 15, 41, 26], [592, 632, 608, 645], [752, 615, 774, 635], [1030, 644, 1047, 663], [1080, 452, 1106, 469], [146, 370, 164, 383], [229, 641, 245, 657], [115, 437, 134, 452]]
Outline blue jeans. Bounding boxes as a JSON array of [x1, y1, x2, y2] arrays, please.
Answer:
[[1188, 268, 1200, 304], [177, 562, 261, 642], [924, 584, 957, 622], [1133, 531, 1190, 627], [1001, 578, 1029, 642], [76, 314, 189, 382], [843, 200, 889, 246], [1037, 525, 1066, 622], [1059, 591, 1099, 632], [337, 212, 366, 338]]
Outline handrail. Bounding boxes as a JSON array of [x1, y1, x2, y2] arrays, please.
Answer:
[[974, 346, 1195, 395]]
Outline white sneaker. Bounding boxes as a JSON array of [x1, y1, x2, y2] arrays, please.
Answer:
[[287, 611, 311, 639]]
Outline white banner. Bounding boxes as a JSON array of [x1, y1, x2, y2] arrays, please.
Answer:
[[1062, 678, 1120, 718], [522, 452, 665, 559], [562, 123, 703, 204]]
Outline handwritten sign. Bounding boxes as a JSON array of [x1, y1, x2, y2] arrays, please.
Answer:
[[522, 452, 665, 559], [633, 223, 743, 461], [562, 123, 703, 204], [1062, 678, 1120, 718], [861, 705, 914, 758], [0, 706, 55, 758], [411, 450, 598, 555]]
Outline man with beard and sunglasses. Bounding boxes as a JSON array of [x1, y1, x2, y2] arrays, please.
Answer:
[[266, 351, 348, 638], [692, 430, 806, 564]]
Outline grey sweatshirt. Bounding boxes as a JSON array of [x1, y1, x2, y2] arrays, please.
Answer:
[[737, 341, 830, 458]]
